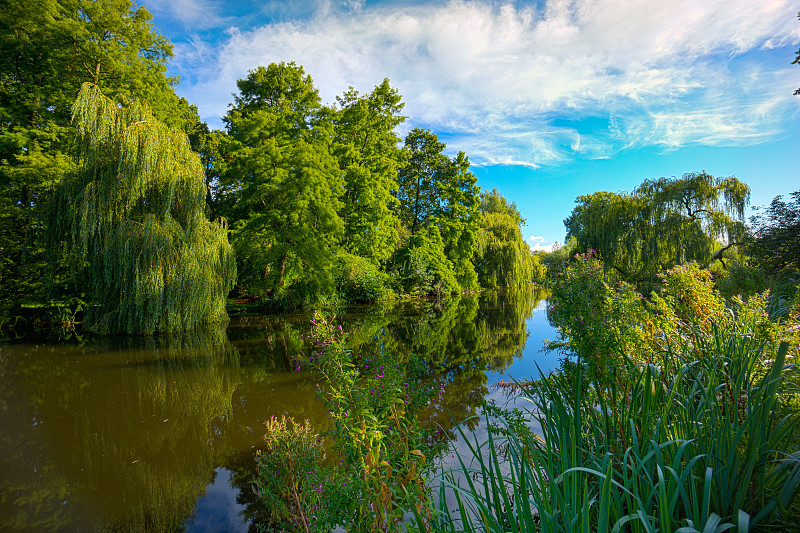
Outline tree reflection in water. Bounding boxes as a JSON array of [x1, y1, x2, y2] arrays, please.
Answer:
[[0, 288, 546, 532]]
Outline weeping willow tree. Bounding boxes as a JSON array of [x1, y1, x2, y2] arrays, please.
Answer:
[[49, 83, 236, 334], [474, 189, 545, 288], [565, 171, 749, 282]]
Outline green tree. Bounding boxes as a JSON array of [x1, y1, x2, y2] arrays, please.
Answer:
[[565, 171, 750, 282], [0, 0, 201, 316], [396, 128, 449, 235], [48, 84, 235, 334], [794, 10, 799, 95], [396, 128, 480, 290], [223, 63, 343, 300], [748, 190, 800, 274], [333, 80, 407, 264], [474, 189, 543, 287], [391, 226, 460, 296]]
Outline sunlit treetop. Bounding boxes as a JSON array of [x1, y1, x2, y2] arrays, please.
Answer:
[[565, 171, 750, 282], [48, 83, 235, 334]]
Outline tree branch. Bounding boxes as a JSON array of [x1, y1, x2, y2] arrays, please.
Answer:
[[708, 241, 743, 267]]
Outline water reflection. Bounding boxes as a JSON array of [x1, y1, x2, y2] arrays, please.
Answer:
[[0, 288, 549, 532]]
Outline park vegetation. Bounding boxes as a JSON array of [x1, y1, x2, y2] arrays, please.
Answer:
[[0, 0, 542, 336], [257, 174, 799, 531], [2, 1, 799, 531], [425, 174, 800, 531]]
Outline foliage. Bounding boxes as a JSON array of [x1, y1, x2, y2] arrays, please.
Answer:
[[795, 10, 800, 96], [396, 128, 480, 291], [333, 80, 407, 263], [715, 259, 770, 301], [565, 172, 750, 282], [748, 190, 800, 275], [223, 63, 343, 301], [547, 254, 793, 373], [474, 189, 545, 288], [433, 257, 800, 532], [546, 252, 649, 383], [429, 335, 800, 532], [255, 312, 442, 532], [0, 0, 207, 331], [390, 227, 460, 296], [48, 83, 235, 334], [255, 416, 326, 532], [333, 253, 392, 303]]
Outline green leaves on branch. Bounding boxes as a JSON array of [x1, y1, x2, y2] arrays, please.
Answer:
[[748, 190, 800, 274], [475, 189, 545, 288], [397, 128, 481, 293], [333, 80, 406, 264], [224, 63, 343, 301], [49, 83, 235, 334], [565, 171, 750, 282]]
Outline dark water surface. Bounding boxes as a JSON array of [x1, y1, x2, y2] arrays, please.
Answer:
[[0, 290, 559, 532]]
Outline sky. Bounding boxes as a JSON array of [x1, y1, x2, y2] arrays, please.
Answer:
[[140, 0, 800, 251]]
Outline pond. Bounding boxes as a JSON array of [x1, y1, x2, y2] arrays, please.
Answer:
[[0, 289, 561, 532]]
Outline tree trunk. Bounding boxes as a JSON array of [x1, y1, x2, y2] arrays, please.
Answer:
[[277, 253, 288, 289]]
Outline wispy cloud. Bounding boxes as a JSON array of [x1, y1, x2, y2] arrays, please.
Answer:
[[145, 0, 227, 29], [167, 0, 800, 166]]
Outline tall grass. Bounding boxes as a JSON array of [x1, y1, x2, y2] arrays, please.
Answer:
[[424, 325, 800, 532]]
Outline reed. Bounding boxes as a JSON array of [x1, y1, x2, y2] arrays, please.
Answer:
[[425, 324, 799, 532]]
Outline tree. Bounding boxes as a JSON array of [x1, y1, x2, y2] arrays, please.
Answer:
[[794, 10, 800, 95], [565, 171, 750, 281], [397, 129, 450, 234], [0, 0, 201, 312], [223, 63, 343, 300], [333, 80, 407, 264], [474, 189, 543, 287], [48, 84, 235, 334], [748, 190, 800, 273], [396, 128, 480, 290]]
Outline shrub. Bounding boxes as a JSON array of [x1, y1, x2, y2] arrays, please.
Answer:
[[716, 260, 769, 301], [333, 253, 390, 303], [390, 227, 460, 296], [255, 312, 442, 532]]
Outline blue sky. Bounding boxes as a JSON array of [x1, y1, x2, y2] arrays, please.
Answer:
[[141, 0, 800, 250]]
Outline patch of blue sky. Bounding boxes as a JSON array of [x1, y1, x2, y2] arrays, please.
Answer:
[[141, 0, 800, 246]]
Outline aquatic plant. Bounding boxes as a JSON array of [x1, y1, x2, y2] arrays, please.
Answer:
[[426, 333, 799, 532]]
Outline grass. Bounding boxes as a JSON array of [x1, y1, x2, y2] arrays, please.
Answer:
[[420, 322, 800, 532]]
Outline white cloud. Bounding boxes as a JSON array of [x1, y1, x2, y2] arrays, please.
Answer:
[[169, 0, 800, 166], [530, 240, 559, 253], [529, 235, 558, 252]]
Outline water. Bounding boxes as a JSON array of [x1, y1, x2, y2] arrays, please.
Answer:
[[0, 290, 559, 532]]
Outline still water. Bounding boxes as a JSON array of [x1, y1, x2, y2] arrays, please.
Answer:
[[0, 290, 560, 532]]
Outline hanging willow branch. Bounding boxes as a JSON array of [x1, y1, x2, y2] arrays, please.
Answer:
[[49, 83, 235, 334], [565, 171, 750, 283]]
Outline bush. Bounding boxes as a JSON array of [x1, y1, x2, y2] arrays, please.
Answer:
[[716, 260, 769, 301], [390, 227, 460, 296], [333, 253, 390, 303], [255, 416, 326, 531], [546, 252, 649, 381], [255, 312, 442, 532]]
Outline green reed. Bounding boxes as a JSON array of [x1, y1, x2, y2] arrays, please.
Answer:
[[422, 325, 799, 532]]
